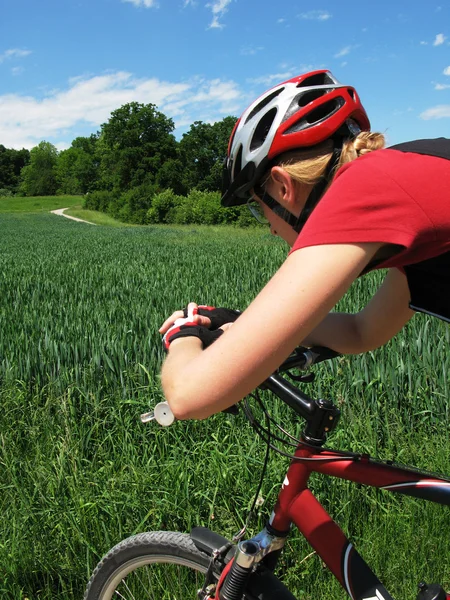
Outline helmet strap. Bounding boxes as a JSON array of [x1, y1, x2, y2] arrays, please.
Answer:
[[292, 146, 342, 233]]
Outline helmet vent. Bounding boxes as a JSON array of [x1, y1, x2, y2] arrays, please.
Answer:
[[245, 89, 284, 124], [250, 107, 277, 151], [282, 89, 329, 124], [297, 89, 328, 107], [284, 97, 344, 134], [347, 88, 355, 100], [296, 72, 336, 88]]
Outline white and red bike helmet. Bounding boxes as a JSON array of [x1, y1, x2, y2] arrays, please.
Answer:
[[221, 70, 370, 227]]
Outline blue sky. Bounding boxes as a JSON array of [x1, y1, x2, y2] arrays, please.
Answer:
[[1, 0, 449, 150]]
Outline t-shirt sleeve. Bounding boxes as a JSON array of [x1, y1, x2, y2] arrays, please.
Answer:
[[290, 155, 429, 255]]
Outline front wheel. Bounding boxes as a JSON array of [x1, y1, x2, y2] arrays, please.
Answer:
[[84, 531, 216, 600], [84, 529, 298, 600]]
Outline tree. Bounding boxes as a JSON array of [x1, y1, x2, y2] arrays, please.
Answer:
[[98, 102, 177, 192], [56, 135, 99, 194], [0, 145, 30, 191], [156, 158, 187, 196], [19, 141, 58, 196], [177, 116, 238, 192]]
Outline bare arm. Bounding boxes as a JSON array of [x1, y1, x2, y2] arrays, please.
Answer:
[[302, 268, 414, 354], [161, 242, 384, 420]]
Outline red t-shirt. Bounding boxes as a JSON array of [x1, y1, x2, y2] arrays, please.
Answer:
[[291, 148, 450, 269]]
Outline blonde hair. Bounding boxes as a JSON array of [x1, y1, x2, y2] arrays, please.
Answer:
[[272, 132, 386, 189]]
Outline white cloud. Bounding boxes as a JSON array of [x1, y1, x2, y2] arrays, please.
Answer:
[[122, 0, 157, 7], [298, 10, 331, 20], [240, 45, 264, 56], [247, 72, 294, 86], [435, 83, 450, 90], [420, 41, 428, 45], [207, 0, 232, 29], [433, 33, 446, 46], [55, 142, 71, 152], [277, 18, 286, 24], [334, 46, 352, 58], [0, 48, 32, 63], [420, 105, 450, 119], [444, 66, 450, 75], [0, 71, 243, 149]]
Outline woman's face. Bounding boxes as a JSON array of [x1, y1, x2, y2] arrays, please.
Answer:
[[256, 197, 299, 246]]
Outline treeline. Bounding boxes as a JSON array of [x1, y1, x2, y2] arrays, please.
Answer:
[[0, 103, 254, 225]]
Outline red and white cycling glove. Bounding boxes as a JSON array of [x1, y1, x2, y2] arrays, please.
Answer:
[[181, 305, 241, 330], [162, 305, 241, 352]]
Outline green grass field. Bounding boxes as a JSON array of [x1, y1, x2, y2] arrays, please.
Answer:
[[64, 206, 130, 226], [0, 207, 448, 599], [0, 195, 82, 213]]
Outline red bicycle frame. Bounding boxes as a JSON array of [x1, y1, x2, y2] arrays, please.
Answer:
[[269, 444, 450, 600]]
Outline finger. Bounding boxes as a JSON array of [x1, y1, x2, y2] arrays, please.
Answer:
[[195, 315, 212, 328], [159, 310, 184, 333], [219, 322, 234, 332], [186, 302, 199, 321]]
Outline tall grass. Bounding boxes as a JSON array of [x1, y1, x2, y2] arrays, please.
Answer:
[[0, 213, 448, 599]]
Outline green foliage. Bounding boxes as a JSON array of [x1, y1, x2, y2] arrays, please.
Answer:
[[156, 157, 187, 195], [0, 144, 30, 192], [0, 187, 13, 197], [83, 190, 117, 213], [0, 107, 240, 225], [178, 116, 237, 191], [145, 188, 259, 226], [146, 188, 182, 223], [19, 141, 58, 196], [187, 189, 226, 224], [56, 135, 99, 194], [98, 102, 177, 192], [117, 183, 159, 224]]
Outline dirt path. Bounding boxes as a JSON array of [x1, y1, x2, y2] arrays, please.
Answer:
[[51, 207, 96, 225]]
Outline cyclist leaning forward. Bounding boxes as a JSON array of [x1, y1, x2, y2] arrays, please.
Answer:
[[159, 69, 450, 420]]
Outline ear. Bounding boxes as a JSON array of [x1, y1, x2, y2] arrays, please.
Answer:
[[270, 166, 297, 205]]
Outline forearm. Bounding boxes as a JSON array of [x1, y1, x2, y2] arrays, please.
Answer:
[[161, 337, 213, 420], [302, 312, 364, 354]]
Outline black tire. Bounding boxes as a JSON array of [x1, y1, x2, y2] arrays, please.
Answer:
[[84, 530, 298, 600], [83, 530, 220, 600]]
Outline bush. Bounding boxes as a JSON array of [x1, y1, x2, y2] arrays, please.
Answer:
[[118, 184, 159, 224], [147, 189, 182, 224], [189, 189, 225, 225], [0, 188, 13, 197], [83, 190, 117, 212]]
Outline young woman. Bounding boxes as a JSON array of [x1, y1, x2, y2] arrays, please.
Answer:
[[159, 70, 450, 420]]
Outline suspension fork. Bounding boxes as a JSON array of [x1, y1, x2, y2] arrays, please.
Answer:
[[218, 526, 288, 600]]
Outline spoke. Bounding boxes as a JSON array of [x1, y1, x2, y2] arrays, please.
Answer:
[[121, 577, 137, 600]]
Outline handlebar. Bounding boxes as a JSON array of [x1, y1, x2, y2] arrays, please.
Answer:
[[142, 346, 341, 440]]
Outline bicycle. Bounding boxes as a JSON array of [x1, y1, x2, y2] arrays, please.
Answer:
[[84, 346, 450, 600]]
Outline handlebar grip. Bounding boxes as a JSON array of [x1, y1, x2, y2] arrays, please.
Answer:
[[141, 402, 175, 426], [307, 346, 341, 364]]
